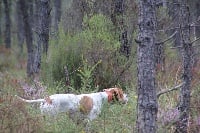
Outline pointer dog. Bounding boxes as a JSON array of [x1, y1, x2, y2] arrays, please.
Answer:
[[16, 88, 128, 120]]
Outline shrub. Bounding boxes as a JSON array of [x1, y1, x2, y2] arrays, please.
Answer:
[[42, 14, 134, 91], [0, 73, 43, 133]]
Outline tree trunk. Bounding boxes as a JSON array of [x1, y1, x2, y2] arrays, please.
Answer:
[[175, 1, 192, 132], [194, 2, 200, 39], [3, 0, 11, 48], [33, 0, 50, 74], [188, 0, 200, 67], [155, 43, 165, 71], [39, 0, 50, 54], [136, 0, 158, 133], [19, 0, 34, 77], [63, 0, 85, 33], [53, 0, 61, 33], [111, 0, 131, 58], [155, 3, 166, 72], [16, 0, 25, 53], [0, 1, 2, 44], [168, 0, 182, 56]]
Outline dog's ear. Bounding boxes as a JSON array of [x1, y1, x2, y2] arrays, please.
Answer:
[[104, 88, 125, 102], [113, 88, 124, 101], [106, 88, 123, 102]]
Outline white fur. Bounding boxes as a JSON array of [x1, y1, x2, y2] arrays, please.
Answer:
[[16, 89, 128, 120]]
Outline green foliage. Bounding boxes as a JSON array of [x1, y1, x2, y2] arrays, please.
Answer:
[[41, 30, 83, 90], [81, 14, 119, 50], [77, 58, 102, 93], [42, 14, 133, 91]]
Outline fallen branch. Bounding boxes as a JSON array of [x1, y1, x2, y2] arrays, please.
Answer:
[[157, 82, 184, 98]]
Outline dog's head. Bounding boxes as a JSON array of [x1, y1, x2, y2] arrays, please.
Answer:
[[104, 88, 128, 104]]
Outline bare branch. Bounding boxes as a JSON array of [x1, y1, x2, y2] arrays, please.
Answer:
[[191, 37, 200, 45], [156, 31, 177, 45], [157, 82, 184, 98], [170, 45, 182, 49], [170, 36, 200, 49]]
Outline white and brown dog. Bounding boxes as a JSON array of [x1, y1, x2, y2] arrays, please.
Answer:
[[16, 88, 128, 121]]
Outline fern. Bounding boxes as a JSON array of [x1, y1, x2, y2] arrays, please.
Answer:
[[77, 58, 101, 93]]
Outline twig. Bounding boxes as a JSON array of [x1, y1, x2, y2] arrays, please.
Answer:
[[170, 37, 200, 49], [69, 64, 83, 75], [156, 31, 177, 45], [191, 37, 200, 45], [170, 45, 182, 49], [157, 82, 184, 98]]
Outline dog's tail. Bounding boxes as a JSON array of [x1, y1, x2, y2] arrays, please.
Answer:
[[15, 95, 45, 103]]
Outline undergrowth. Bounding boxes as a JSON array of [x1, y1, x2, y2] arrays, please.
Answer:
[[0, 72, 137, 133]]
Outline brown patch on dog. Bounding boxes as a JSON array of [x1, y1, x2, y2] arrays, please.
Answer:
[[104, 90, 114, 102], [79, 96, 93, 114], [45, 96, 52, 104]]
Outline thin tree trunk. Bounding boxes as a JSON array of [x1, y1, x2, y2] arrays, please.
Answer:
[[175, 1, 192, 132], [136, 0, 158, 132], [28, 0, 34, 28], [3, 0, 11, 48], [33, 0, 50, 74], [39, 0, 50, 54], [16, 0, 25, 53], [155, 3, 166, 72], [53, 0, 61, 33], [111, 0, 131, 58], [33, 0, 41, 74], [0, 1, 2, 44], [190, 0, 200, 67], [19, 0, 34, 77], [194, 2, 200, 39], [168, 0, 182, 56], [63, 0, 85, 33]]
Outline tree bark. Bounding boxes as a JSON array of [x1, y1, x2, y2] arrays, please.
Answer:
[[39, 0, 50, 54], [62, 0, 85, 33], [0, 1, 2, 44], [19, 0, 34, 77], [16, 0, 25, 53], [111, 0, 131, 58], [53, 0, 61, 33], [175, 1, 192, 132], [136, 0, 158, 133], [168, 0, 181, 55], [33, 0, 50, 74], [188, 0, 200, 67], [3, 0, 11, 48]]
